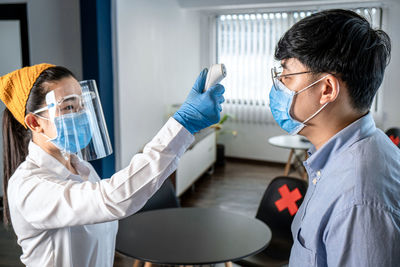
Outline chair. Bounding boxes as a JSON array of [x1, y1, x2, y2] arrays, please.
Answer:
[[235, 176, 308, 267], [385, 128, 400, 148], [115, 178, 179, 267]]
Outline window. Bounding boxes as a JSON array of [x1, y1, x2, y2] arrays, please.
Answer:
[[216, 7, 382, 123]]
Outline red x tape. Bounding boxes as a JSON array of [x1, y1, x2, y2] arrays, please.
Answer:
[[389, 135, 400, 146], [275, 184, 302, 216]]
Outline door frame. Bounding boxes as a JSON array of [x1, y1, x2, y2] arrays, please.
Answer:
[[0, 3, 30, 67]]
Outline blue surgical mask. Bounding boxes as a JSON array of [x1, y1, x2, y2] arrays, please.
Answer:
[[41, 111, 93, 154], [269, 75, 329, 135]]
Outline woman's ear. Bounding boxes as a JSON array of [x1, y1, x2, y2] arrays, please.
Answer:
[[320, 74, 340, 105], [25, 113, 43, 133]]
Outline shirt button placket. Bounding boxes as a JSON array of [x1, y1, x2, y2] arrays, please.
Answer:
[[313, 170, 321, 185]]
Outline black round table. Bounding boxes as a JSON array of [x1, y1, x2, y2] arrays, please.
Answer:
[[116, 207, 272, 266]]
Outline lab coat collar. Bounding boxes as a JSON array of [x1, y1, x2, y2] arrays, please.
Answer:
[[27, 141, 90, 180], [70, 155, 91, 179], [304, 113, 376, 179]]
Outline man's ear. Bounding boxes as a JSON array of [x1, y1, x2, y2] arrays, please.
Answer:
[[25, 113, 43, 133], [320, 74, 340, 105]]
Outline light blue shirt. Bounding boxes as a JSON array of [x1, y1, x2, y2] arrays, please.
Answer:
[[289, 113, 400, 267]]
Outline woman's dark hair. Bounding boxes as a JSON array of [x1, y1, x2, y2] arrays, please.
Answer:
[[2, 66, 76, 225], [275, 9, 391, 112]]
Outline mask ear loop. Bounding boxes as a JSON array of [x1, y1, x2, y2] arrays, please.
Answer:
[[24, 114, 52, 141], [303, 75, 340, 125], [295, 74, 330, 95], [26, 113, 70, 160], [30, 114, 57, 142]]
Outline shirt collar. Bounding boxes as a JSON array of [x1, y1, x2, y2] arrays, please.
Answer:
[[304, 113, 376, 177], [27, 141, 90, 180]]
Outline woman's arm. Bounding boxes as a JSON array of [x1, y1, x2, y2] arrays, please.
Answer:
[[11, 118, 194, 229]]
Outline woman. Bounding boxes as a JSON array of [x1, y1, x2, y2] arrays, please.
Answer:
[[1, 63, 225, 266]]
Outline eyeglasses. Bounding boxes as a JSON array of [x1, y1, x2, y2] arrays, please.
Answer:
[[32, 94, 85, 116], [271, 66, 312, 90]]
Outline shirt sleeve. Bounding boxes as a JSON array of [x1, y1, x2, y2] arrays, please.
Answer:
[[324, 204, 400, 267], [13, 118, 194, 229]]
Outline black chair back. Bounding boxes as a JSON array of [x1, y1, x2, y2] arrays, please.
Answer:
[[116, 179, 179, 253], [139, 179, 180, 212], [256, 176, 307, 241], [385, 128, 400, 148]]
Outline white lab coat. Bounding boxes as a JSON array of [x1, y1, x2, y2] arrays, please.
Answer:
[[7, 118, 194, 267]]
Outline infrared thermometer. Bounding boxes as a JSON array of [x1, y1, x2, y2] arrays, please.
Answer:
[[204, 64, 227, 92]]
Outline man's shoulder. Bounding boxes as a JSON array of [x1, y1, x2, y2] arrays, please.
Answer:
[[338, 129, 400, 213], [349, 127, 400, 160]]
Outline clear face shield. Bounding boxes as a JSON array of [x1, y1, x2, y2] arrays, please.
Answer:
[[33, 80, 113, 161]]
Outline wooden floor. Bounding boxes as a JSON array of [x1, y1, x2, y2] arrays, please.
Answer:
[[180, 158, 284, 217], [0, 159, 286, 267]]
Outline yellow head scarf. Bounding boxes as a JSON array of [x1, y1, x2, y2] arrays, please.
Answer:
[[0, 63, 55, 128]]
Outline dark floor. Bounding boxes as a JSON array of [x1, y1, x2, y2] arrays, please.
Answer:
[[0, 221, 23, 267], [0, 159, 286, 267], [180, 158, 284, 217]]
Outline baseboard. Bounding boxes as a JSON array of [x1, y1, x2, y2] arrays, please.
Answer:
[[225, 156, 286, 167]]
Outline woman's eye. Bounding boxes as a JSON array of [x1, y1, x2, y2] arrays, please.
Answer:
[[63, 105, 74, 111]]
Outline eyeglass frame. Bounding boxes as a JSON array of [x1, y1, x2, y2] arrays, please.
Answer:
[[32, 94, 85, 116], [271, 66, 312, 91]]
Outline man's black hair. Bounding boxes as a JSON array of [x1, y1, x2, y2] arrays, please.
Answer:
[[275, 9, 391, 112]]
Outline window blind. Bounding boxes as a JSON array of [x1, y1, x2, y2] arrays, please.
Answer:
[[217, 7, 381, 124]]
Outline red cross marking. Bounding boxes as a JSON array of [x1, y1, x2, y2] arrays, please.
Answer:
[[275, 184, 302, 216], [389, 135, 400, 146]]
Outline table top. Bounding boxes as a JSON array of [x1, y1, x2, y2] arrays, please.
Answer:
[[268, 135, 313, 150], [116, 207, 272, 265]]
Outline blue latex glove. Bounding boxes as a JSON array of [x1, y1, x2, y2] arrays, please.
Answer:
[[173, 69, 225, 134]]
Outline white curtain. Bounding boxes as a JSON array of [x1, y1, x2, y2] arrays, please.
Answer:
[[217, 8, 381, 124]]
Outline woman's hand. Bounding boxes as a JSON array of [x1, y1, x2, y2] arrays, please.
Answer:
[[173, 69, 225, 134]]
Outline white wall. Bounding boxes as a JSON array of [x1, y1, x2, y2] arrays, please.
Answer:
[[380, 0, 400, 130], [114, 0, 204, 169]]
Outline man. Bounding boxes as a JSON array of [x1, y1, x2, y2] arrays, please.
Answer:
[[269, 9, 399, 266]]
